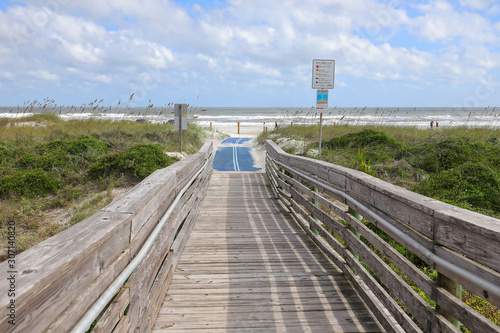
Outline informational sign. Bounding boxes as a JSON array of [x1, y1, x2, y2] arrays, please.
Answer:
[[174, 104, 187, 130], [316, 90, 328, 109], [312, 59, 335, 89]]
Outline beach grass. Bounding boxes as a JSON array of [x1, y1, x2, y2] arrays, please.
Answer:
[[0, 115, 206, 261]]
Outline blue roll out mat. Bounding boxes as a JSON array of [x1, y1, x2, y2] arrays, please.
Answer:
[[213, 138, 261, 171]]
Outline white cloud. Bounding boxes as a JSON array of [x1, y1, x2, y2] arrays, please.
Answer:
[[0, 71, 14, 79], [193, 4, 204, 13], [459, 0, 496, 10], [89, 74, 112, 84], [488, 5, 500, 15], [409, 1, 498, 44], [28, 69, 59, 81], [0, 0, 498, 106], [258, 78, 285, 87]]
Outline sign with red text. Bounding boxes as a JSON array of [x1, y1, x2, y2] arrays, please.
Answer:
[[312, 59, 335, 89]]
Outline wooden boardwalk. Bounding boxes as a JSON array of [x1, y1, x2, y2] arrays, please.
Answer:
[[152, 172, 382, 332]]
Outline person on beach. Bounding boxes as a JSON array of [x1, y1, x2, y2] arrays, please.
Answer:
[[275, 121, 278, 129], [436, 121, 439, 128], [430, 121, 434, 128]]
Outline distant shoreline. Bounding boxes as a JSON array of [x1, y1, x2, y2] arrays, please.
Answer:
[[2, 105, 499, 130]]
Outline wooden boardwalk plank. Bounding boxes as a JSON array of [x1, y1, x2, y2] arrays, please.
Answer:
[[152, 172, 382, 332]]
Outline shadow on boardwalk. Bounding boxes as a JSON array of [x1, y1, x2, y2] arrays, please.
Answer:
[[153, 172, 382, 332]]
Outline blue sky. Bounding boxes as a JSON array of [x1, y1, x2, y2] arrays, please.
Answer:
[[0, 0, 499, 107]]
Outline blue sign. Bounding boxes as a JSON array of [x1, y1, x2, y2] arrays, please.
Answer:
[[316, 90, 328, 109]]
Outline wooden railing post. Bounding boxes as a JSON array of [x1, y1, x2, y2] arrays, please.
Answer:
[[313, 188, 320, 235], [347, 208, 361, 267], [436, 273, 462, 329]]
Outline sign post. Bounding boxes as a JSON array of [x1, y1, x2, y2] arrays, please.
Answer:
[[174, 104, 187, 153], [312, 59, 335, 156]]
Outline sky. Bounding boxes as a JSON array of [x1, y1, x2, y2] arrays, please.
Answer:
[[0, 0, 499, 108]]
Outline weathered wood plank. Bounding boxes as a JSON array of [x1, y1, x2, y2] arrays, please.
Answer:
[[46, 249, 131, 333], [112, 315, 131, 333], [0, 211, 132, 333], [91, 287, 129, 333], [103, 169, 177, 239], [434, 245, 500, 303], [435, 287, 500, 333], [139, 255, 175, 333], [435, 217, 500, 273], [154, 319, 381, 332]]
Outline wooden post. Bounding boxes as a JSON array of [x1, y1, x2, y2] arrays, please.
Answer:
[[348, 208, 362, 273], [313, 188, 320, 235], [238, 121, 240, 134], [263, 122, 266, 132], [436, 273, 462, 328], [210, 122, 212, 131]]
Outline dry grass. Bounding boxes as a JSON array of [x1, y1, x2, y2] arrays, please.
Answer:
[[0, 114, 206, 261]]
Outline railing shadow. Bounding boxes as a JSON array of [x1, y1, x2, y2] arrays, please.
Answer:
[[221, 172, 381, 332]]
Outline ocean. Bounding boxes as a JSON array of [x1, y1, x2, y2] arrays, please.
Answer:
[[1, 106, 499, 129]]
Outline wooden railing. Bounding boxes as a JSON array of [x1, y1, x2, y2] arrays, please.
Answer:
[[0, 142, 213, 333], [266, 140, 500, 333]]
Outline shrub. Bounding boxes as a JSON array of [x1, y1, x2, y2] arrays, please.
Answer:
[[87, 144, 176, 180], [14, 136, 109, 174], [412, 162, 500, 213], [0, 144, 10, 164], [323, 129, 400, 149], [16, 150, 72, 170], [0, 169, 60, 198], [42, 135, 108, 157], [410, 139, 476, 173]]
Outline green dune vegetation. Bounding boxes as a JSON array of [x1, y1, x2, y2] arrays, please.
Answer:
[[0, 114, 205, 261], [260, 124, 500, 217], [259, 124, 500, 330]]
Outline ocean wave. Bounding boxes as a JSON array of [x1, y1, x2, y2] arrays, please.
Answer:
[[1, 106, 499, 128]]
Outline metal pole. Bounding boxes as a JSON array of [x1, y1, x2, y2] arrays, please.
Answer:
[[174, 104, 181, 153], [179, 113, 182, 153], [174, 104, 186, 153], [319, 112, 323, 156]]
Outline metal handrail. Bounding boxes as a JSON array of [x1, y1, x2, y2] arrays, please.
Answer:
[[71, 157, 211, 333]]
